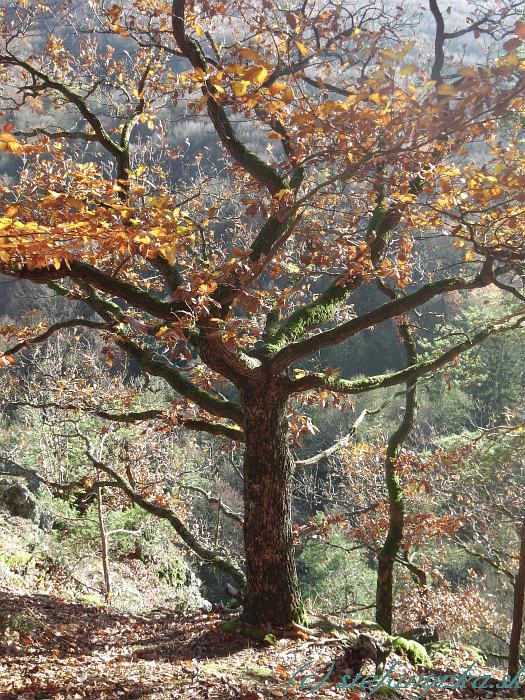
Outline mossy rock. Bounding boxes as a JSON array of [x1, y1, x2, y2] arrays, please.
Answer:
[[426, 641, 485, 666], [157, 557, 187, 587], [391, 636, 432, 668], [220, 619, 279, 646], [0, 480, 39, 522]]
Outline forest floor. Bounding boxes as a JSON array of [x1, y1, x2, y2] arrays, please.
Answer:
[[0, 586, 524, 700], [0, 511, 523, 699]]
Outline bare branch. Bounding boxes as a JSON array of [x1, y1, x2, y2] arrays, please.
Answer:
[[3, 318, 110, 356], [183, 485, 244, 525], [1, 400, 244, 441], [295, 409, 369, 467]]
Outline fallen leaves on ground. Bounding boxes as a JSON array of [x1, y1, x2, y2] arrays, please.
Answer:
[[0, 589, 522, 699]]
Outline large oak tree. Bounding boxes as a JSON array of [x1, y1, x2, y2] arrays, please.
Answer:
[[0, 0, 524, 626]]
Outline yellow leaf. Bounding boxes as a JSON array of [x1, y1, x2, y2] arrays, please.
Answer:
[[457, 66, 478, 78], [238, 47, 263, 62], [244, 65, 269, 84], [194, 22, 205, 37], [0, 132, 18, 143], [148, 195, 171, 208], [436, 83, 457, 96], [397, 40, 416, 59], [281, 85, 294, 103], [464, 250, 475, 262], [287, 263, 302, 274], [294, 40, 309, 57], [293, 368, 306, 379], [232, 80, 251, 96], [383, 49, 397, 60], [111, 23, 127, 37], [400, 64, 417, 76]]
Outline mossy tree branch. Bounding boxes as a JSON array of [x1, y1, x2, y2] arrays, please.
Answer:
[[262, 193, 407, 358], [376, 299, 418, 633], [171, 0, 301, 318], [43, 283, 246, 431], [8, 261, 178, 320], [271, 264, 493, 369], [115, 336, 244, 425], [0, 51, 150, 184], [171, 0, 288, 196], [287, 310, 525, 396], [0, 53, 123, 158]]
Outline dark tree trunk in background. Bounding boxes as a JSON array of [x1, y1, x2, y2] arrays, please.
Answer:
[[96, 484, 112, 603], [508, 511, 525, 677], [375, 320, 417, 634], [241, 386, 307, 626], [375, 456, 404, 634]]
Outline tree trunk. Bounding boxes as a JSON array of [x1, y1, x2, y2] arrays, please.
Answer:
[[508, 510, 525, 677], [375, 457, 404, 634], [375, 319, 417, 634], [241, 387, 307, 626], [96, 484, 111, 603]]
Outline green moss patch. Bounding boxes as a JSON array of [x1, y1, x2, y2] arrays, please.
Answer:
[[391, 636, 432, 668]]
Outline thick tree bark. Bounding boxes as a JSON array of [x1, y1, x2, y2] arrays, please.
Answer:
[[241, 386, 307, 626], [508, 511, 525, 677]]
